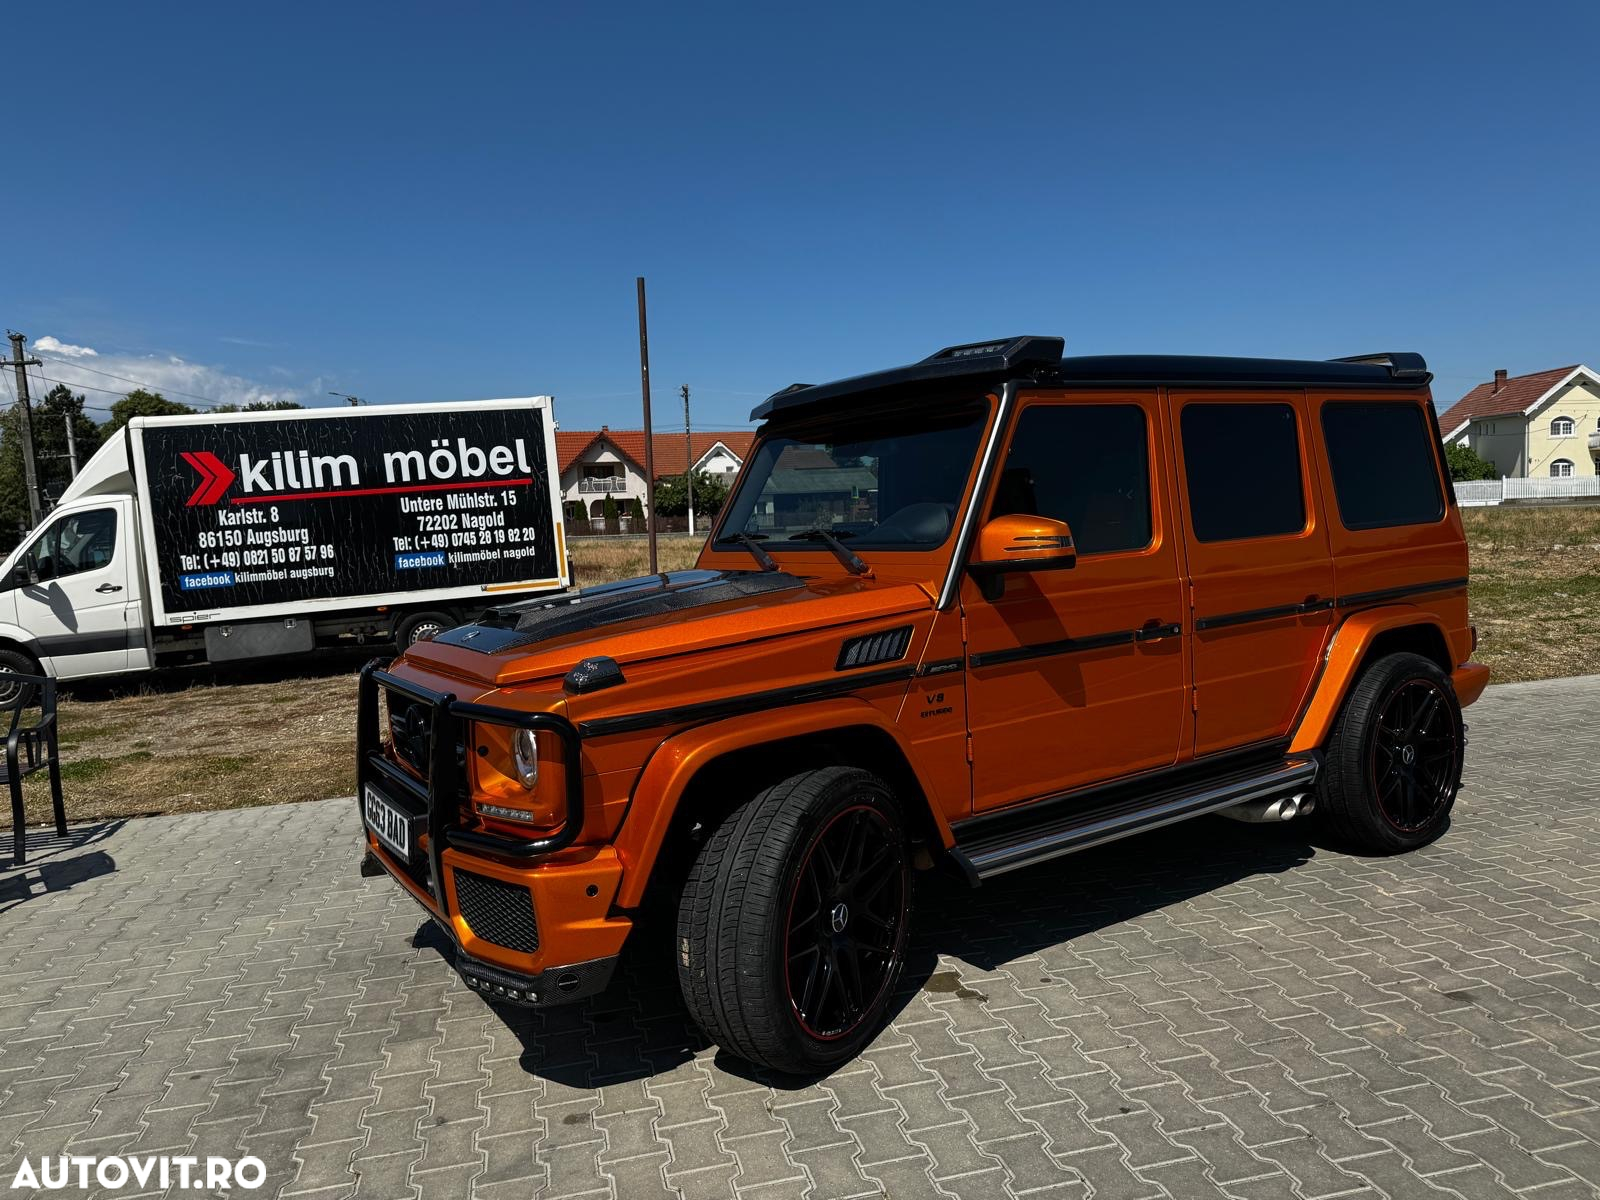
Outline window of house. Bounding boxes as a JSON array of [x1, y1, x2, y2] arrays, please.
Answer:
[[1320, 403, 1445, 530], [990, 404, 1152, 554], [1180, 404, 1305, 542], [27, 508, 118, 581], [1551, 459, 1575, 478], [1551, 416, 1575, 437]]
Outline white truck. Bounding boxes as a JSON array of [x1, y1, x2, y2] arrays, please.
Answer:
[[0, 398, 569, 698]]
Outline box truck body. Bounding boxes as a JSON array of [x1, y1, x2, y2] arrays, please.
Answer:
[[0, 398, 568, 685]]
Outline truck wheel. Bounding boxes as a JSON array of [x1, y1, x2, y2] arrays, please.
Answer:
[[396, 610, 454, 648], [0, 648, 39, 707], [1316, 652, 1463, 854], [676, 766, 911, 1075]]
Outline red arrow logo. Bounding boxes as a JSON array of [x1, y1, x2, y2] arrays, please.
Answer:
[[180, 451, 236, 506]]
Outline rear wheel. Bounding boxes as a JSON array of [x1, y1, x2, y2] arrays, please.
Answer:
[[396, 610, 454, 648], [1316, 651, 1463, 853], [676, 766, 911, 1075], [0, 647, 39, 708]]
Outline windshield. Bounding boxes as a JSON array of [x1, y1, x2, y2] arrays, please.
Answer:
[[715, 399, 988, 550]]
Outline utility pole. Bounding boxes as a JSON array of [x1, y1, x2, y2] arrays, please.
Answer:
[[63, 413, 79, 478], [682, 384, 694, 538], [636, 277, 659, 574], [7, 332, 44, 525]]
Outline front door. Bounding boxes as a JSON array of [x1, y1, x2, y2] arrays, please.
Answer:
[[1169, 394, 1336, 755], [10, 500, 140, 679], [962, 391, 1188, 811]]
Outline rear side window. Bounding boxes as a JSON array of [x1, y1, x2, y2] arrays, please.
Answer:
[[990, 404, 1152, 554], [1180, 404, 1305, 541], [1321, 403, 1445, 530]]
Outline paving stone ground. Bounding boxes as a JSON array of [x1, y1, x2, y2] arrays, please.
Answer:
[[4, 675, 1600, 1198]]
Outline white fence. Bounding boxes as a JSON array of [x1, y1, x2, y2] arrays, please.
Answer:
[[1454, 476, 1600, 506]]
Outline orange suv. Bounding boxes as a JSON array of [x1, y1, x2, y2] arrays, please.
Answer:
[[357, 336, 1489, 1073]]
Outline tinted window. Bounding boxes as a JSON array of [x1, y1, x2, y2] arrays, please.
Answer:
[[1320, 403, 1445, 530], [30, 508, 118, 581], [991, 404, 1152, 554], [1181, 404, 1305, 541]]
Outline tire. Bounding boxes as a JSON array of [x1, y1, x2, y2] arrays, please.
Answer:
[[0, 647, 39, 708], [396, 610, 454, 648], [676, 766, 912, 1075], [1316, 651, 1464, 854]]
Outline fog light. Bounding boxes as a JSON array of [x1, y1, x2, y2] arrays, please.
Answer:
[[513, 729, 539, 789]]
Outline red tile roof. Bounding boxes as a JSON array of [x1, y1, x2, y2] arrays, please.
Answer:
[[1438, 365, 1581, 434], [555, 427, 756, 477]]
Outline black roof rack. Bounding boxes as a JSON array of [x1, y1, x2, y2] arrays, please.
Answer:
[[750, 337, 1429, 422]]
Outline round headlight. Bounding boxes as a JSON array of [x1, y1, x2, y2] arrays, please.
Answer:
[[512, 729, 539, 789]]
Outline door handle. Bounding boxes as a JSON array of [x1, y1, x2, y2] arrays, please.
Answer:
[[1135, 619, 1181, 642], [1299, 594, 1334, 613], [95, 583, 123, 594]]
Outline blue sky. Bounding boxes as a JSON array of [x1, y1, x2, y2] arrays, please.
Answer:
[[7, 2, 1598, 428]]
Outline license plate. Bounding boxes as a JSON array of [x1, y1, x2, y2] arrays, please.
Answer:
[[364, 784, 414, 862]]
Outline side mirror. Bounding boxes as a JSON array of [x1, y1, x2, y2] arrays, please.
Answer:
[[969, 514, 1077, 576]]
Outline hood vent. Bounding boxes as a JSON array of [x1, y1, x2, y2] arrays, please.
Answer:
[[837, 626, 913, 671]]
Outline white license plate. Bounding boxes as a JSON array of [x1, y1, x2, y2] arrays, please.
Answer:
[[364, 784, 414, 861]]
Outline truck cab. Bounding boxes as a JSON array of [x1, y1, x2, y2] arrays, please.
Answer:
[[358, 336, 1488, 1074]]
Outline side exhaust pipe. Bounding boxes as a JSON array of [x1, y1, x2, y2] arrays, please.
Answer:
[[1218, 791, 1315, 823]]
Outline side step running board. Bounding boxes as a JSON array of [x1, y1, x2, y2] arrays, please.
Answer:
[[949, 756, 1320, 882]]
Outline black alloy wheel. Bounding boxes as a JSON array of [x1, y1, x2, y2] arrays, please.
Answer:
[[784, 805, 908, 1041], [1370, 678, 1459, 833]]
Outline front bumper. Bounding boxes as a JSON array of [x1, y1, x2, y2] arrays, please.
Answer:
[[357, 661, 633, 1002]]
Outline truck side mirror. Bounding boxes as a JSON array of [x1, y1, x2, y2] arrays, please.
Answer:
[[969, 514, 1078, 577]]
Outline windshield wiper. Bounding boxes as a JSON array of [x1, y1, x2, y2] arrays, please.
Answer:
[[730, 532, 779, 572], [788, 528, 870, 576]]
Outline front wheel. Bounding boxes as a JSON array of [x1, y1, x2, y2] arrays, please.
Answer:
[[396, 610, 454, 648], [1316, 651, 1464, 853], [676, 766, 911, 1075]]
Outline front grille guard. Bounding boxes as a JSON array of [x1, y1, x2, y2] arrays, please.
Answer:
[[357, 660, 586, 912]]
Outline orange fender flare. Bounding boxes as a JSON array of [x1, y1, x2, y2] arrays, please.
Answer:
[[1288, 605, 1452, 755], [611, 697, 953, 909]]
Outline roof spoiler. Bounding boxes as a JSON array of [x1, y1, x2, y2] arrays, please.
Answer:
[[1329, 352, 1430, 379]]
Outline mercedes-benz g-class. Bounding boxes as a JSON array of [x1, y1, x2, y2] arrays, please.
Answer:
[[357, 336, 1488, 1073]]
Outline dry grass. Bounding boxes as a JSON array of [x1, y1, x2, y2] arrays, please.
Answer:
[[4, 536, 706, 830], [1461, 505, 1600, 683], [6, 511, 1587, 827]]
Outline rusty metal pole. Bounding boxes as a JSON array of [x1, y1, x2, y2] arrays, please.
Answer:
[[636, 277, 659, 574]]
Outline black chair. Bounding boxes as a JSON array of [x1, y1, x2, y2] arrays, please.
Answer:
[[3, 673, 66, 866]]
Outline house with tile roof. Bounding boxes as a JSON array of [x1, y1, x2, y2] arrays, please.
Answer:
[[554, 425, 756, 529], [1439, 364, 1600, 478]]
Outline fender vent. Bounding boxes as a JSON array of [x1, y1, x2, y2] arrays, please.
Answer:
[[837, 626, 913, 671]]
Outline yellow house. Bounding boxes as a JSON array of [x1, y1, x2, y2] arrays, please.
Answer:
[[1440, 364, 1600, 478]]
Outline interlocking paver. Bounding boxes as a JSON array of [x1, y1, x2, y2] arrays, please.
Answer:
[[5, 675, 1600, 1195]]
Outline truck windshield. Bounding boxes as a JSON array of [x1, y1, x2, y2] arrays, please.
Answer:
[[715, 399, 988, 551]]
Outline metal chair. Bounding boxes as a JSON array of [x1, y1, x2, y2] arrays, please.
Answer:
[[4, 673, 66, 866]]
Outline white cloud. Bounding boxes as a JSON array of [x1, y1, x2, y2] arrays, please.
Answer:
[[33, 336, 97, 358], [31, 336, 311, 412]]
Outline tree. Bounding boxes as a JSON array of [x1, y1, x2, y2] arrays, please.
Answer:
[[627, 496, 644, 523], [651, 470, 730, 518], [213, 400, 305, 413], [103, 389, 193, 432], [601, 492, 619, 533], [1445, 442, 1496, 482], [0, 384, 104, 553]]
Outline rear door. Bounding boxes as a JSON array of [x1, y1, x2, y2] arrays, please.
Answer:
[[10, 499, 141, 679], [962, 390, 1188, 809], [1170, 393, 1335, 755]]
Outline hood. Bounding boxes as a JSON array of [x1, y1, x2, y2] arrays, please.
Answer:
[[405, 568, 932, 687]]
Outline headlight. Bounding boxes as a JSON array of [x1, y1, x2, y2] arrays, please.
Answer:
[[512, 729, 539, 789]]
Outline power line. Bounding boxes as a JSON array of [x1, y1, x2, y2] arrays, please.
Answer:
[[31, 351, 231, 407]]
